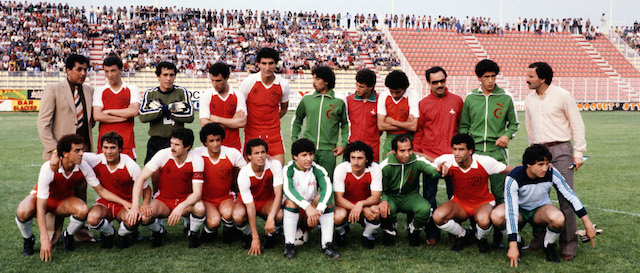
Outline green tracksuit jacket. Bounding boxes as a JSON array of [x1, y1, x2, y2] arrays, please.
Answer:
[[291, 89, 349, 150], [459, 85, 519, 152], [379, 153, 440, 199]]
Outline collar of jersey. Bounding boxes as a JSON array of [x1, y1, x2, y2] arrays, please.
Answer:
[[354, 91, 377, 102]]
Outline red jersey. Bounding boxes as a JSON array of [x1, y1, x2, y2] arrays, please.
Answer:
[[237, 158, 283, 204], [377, 88, 420, 135], [193, 146, 246, 202], [83, 153, 144, 201], [333, 161, 383, 204], [435, 154, 506, 205], [414, 90, 464, 159], [93, 83, 140, 156], [238, 73, 290, 135], [199, 87, 247, 151], [35, 161, 100, 200], [346, 91, 381, 161], [145, 148, 204, 200]]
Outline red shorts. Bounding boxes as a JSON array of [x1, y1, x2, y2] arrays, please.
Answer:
[[238, 196, 274, 214], [155, 196, 187, 211], [203, 194, 234, 208], [244, 131, 285, 156], [30, 190, 65, 213], [95, 198, 125, 218], [451, 197, 495, 217]]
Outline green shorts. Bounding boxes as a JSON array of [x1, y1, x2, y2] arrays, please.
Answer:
[[520, 206, 545, 233]]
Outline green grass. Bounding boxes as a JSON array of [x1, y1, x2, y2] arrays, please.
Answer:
[[0, 111, 638, 272]]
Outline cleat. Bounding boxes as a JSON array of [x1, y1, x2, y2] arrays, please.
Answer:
[[263, 235, 276, 249], [382, 231, 396, 246], [188, 231, 200, 248], [100, 234, 115, 249], [242, 234, 252, 250], [452, 231, 472, 251], [492, 231, 504, 249], [361, 236, 375, 249], [408, 230, 421, 247], [118, 234, 133, 249], [22, 235, 35, 256], [222, 226, 234, 244], [322, 243, 341, 259], [283, 243, 296, 259], [335, 232, 347, 247], [426, 238, 438, 246], [151, 228, 166, 248], [200, 230, 216, 244], [543, 243, 560, 263], [517, 238, 526, 251], [562, 254, 575, 261], [62, 230, 75, 252], [477, 238, 490, 253], [131, 228, 143, 241]]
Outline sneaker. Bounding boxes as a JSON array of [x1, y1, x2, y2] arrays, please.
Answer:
[[263, 235, 276, 249], [100, 234, 115, 249], [62, 230, 75, 252], [492, 231, 504, 249], [242, 234, 252, 250], [188, 231, 200, 248], [543, 243, 560, 263], [222, 226, 234, 244], [22, 235, 35, 256], [382, 231, 396, 246], [335, 232, 347, 247], [118, 234, 133, 249], [151, 228, 166, 248], [408, 230, 421, 247], [477, 238, 490, 253], [361, 236, 375, 249], [283, 243, 296, 259], [322, 243, 341, 259], [200, 230, 216, 244]]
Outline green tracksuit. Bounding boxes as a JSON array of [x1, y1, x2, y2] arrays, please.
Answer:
[[459, 85, 519, 203], [291, 89, 349, 179], [380, 153, 440, 231]]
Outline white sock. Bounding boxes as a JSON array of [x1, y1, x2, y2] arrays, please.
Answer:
[[544, 228, 560, 247], [190, 214, 205, 233], [517, 234, 522, 243], [118, 223, 134, 236], [283, 209, 299, 244], [236, 222, 252, 235], [66, 216, 86, 235], [203, 225, 215, 234], [183, 216, 190, 229], [319, 211, 334, 248], [475, 223, 492, 240], [335, 222, 347, 235], [363, 219, 380, 239], [144, 218, 164, 233], [437, 220, 465, 237], [91, 219, 115, 236], [15, 216, 33, 239], [221, 218, 234, 228]]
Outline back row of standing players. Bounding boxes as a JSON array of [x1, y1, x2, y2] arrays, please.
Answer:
[[19, 48, 595, 267]]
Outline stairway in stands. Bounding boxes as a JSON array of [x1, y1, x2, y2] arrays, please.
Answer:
[[346, 30, 386, 91], [88, 35, 105, 88]]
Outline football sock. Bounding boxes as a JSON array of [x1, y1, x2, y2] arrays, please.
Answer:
[[335, 222, 347, 236], [363, 219, 380, 239], [66, 216, 86, 235], [203, 225, 215, 234], [144, 218, 163, 233], [183, 216, 190, 229], [236, 222, 252, 236], [501, 229, 507, 237], [91, 219, 115, 236], [319, 211, 334, 248], [408, 220, 423, 232], [221, 218, 234, 228], [437, 220, 465, 237], [118, 223, 134, 236], [190, 214, 205, 233], [475, 223, 492, 240], [283, 209, 299, 245], [544, 227, 561, 247], [15, 216, 33, 239]]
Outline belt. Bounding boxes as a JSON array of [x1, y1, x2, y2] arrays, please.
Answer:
[[541, 141, 569, 147]]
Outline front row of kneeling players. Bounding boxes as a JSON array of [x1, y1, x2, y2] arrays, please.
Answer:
[[17, 126, 595, 264]]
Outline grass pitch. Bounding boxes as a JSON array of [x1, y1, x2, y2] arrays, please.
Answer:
[[0, 111, 638, 272]]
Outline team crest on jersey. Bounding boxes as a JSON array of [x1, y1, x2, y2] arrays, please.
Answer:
[[467, 175, 482, 186], [494, 103, 504, 118], [268, 90, 281, 103], [325, 104, 336, 119], [399, 106, 410, 120], [118, 97, 129, 108], [113, 177, 126, 188], [226, 103, 237, 115], [180, 171, 193, 181], [217, 167, 232, 179]]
